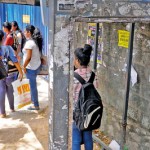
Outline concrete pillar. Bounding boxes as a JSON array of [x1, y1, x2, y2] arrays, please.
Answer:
[[48, 1, 72, 149]]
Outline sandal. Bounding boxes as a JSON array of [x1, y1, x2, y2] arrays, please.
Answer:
[[10, 109, 15, 112], [27, 106, 40, 110], [0, 114, 6, 118]]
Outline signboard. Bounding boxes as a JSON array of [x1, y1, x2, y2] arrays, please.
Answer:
[[23, 15, 30, 24], [87, 23, 103, 64], [0, 0, 35, 5], [0, 0, 17, 3], [17, 0, 35, 5], [118, 30, 130, 48], [57, 0, 74, 12]]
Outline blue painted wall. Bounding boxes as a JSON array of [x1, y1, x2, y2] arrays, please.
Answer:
[[0, 3, 48, 55]]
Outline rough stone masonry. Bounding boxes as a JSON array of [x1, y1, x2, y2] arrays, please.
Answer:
[[49, 1, 150, 150]]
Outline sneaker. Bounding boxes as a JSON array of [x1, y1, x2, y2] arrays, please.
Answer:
[[27, 106, 40, 110]]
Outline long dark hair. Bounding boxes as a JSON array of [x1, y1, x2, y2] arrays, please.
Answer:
[[3, 22, 11, 31], [26, 25, 43, 53], [0, 30, 4, 42], [0, 30, 4, 55], [74, 44, 92, 66], [11, 21, 21, 31]]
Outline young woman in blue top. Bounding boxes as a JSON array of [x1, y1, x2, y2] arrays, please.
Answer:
[[0, 30, 23, 118]]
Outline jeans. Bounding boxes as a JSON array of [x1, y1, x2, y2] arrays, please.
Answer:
[[0, 73, 15, 114], [72, 122, 93, 150], [26, 66, 40, 107]]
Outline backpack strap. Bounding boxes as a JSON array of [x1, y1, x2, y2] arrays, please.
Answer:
[[74, 72, 86, 85], [88, 71, 95, 83]]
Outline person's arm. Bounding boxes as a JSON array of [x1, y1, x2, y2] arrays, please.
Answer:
[[23, 49, 32, 73], [8, 46, 23, 81], [14, 62, 23, 81]]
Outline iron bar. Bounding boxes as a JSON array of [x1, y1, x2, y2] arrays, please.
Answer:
[[93, 23, 99, 71], [121, 23, 135, 149]]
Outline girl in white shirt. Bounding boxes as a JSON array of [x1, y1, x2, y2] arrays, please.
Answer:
[[23, 25, 43, 110]]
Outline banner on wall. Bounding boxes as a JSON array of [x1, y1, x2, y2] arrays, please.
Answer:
[[87, 23, 103, 64]]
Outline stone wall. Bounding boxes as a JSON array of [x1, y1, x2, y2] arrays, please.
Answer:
[[50, 1, 150, 149], [73, 21, 150, 149]]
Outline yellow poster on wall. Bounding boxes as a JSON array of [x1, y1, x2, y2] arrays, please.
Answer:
[[118, 30, 130, 48], [23, 15, 30, 24]]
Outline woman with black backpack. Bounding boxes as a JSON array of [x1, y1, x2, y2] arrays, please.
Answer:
[[73, 44, 98, 150], [0, 30, 23, 118], [11, 21, 26, 64]]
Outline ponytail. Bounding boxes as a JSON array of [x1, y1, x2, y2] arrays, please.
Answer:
[[33, 28, 43, 53], [0, 30, 4, 43], [25, 25, 43, 53]]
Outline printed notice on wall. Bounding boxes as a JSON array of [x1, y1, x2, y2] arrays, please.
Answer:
[[23, 15, 30, 24], [118, 30, 130, 48], [87, 23, 103, 64]]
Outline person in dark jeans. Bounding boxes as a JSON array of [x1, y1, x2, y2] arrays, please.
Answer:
[[22, 25, 43, 110], [72, 44, 98, 150], [0, 30, 23, 118]]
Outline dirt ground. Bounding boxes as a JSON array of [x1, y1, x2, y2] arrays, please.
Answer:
[[0, 77, 49, 150], [0, 77, 103, 150]]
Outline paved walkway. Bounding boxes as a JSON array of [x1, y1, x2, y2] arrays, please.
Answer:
[[0, 76, 49, 150]]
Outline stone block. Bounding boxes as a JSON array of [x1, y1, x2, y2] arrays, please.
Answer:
[[128, 106, 142, 122], [141, 114, 150, 130], [129, 92, 150, 113]]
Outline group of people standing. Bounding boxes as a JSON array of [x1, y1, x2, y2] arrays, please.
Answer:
[[0, 21, 98, 150], [0, 21, 43, 118]]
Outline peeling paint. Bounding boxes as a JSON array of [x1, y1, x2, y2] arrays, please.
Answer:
[[147, 8, 150, 15], [62, 105, 68, 109], [133, 10, 147, 16], [114, 74, 119, 76], [54, 26, 71, 75], [118, 4, 131, 15]]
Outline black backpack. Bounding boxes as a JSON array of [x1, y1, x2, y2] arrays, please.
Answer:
[[11, 31, 26, 51], [73, 71, 103, 131], [11, 32, 18, 51], [20, 32, 26, 50]]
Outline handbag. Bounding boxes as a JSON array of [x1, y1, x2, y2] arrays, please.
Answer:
[[0, 59, 7, 80], [7, 57, 18, 73], [38, 55, 48, 75]]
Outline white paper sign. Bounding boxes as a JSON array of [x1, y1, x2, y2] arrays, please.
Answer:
[[131, 66, 137, 87]]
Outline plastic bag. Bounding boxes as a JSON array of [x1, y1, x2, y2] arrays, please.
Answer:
[[12, 79, 31, 109]]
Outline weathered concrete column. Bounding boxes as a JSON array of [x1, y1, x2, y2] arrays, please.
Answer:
[[48, 1, 72, 150], [48, 1, 150, 150]]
